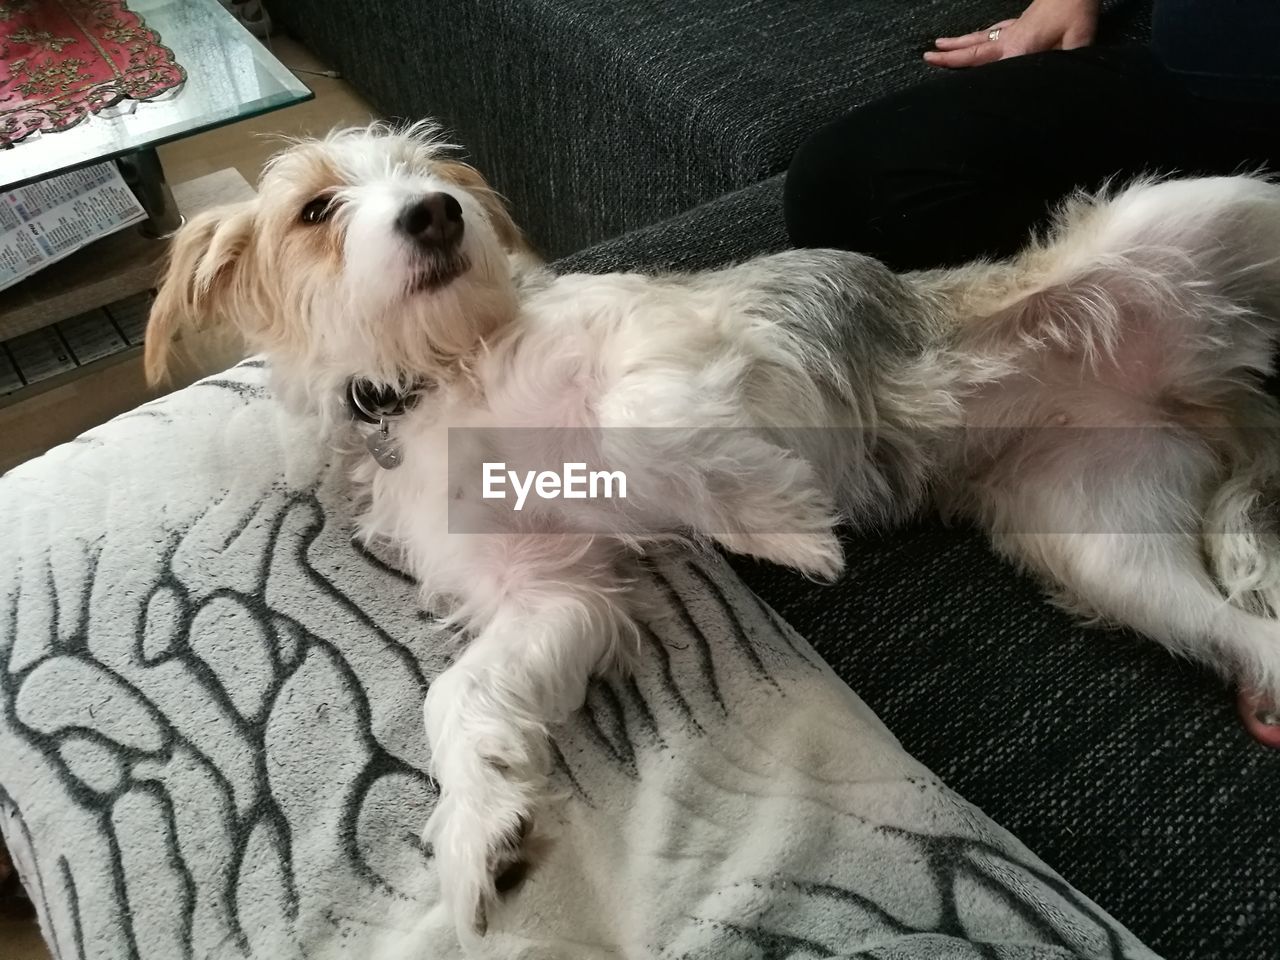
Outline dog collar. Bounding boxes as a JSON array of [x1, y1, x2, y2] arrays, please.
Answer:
[[345, 378, 427, 424], [345, 378, 433, 471]]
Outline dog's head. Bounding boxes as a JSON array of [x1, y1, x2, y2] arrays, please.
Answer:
[[146, 123, 528, 398]]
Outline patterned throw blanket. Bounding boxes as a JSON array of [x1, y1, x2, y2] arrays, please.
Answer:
[[0, 361, 1160, 959], [0, 0, 185, 146]]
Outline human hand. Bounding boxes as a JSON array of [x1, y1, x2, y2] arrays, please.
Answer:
[[924, 0, 1100, 68]]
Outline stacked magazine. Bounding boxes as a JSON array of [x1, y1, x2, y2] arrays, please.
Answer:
[[1, 162, 146, 291], [1, 162, 151, 396]]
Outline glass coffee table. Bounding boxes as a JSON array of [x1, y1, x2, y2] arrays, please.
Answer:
[[0, 0, 312, 419], [0, 0, 312, 234]]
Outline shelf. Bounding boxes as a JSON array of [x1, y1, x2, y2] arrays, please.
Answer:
[[0, 168, 254, 342]]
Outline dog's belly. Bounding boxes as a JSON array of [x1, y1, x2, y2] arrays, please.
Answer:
[[952, 317, 1240, 536]]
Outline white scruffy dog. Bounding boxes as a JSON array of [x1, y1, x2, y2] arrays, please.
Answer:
[[147, 123, 1280, 939]]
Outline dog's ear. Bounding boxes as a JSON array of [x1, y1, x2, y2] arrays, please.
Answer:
[[146, 203, 254, 385], [436, 161, 531, 257]]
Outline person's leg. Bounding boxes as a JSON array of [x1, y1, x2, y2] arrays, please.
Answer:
[[784, 46, 1274, 272]]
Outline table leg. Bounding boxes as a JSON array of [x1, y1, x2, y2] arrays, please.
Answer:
[[116, 147, 183, 238]]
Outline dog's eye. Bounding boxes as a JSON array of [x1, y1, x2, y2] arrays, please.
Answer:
[[300, 196, 336, 224]]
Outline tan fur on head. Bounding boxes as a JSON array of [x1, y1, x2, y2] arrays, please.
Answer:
[[146, 203, 254, 385], [142, 123, 531, 405]]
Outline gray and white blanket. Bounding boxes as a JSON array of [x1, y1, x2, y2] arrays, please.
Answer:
[[0, 361, 1159, 959]]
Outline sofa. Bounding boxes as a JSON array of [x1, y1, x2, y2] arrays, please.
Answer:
[[273, 0, 1152, 259], [268, 2, 1274, 958]]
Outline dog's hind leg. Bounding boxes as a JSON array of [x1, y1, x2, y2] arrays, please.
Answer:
[[1206, 464, 1280, 618], [598, 380, 847, 580], [1015, 528, 1280, 695], [1201, 423, 1280, 744], [984, 424, 1280, 696], [1204, 399, 1280, 618], [645, 432, 845, 580], [955, 174, 1280, 695]]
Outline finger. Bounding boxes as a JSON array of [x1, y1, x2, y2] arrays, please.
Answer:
[[924, 40, 1005, 68], [933, 19, 1015, 48], [933, 20, 1015, 49], [933, 31, 991, 50]]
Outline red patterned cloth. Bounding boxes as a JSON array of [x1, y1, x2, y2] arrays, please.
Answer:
[[0, 0, 186, 146]]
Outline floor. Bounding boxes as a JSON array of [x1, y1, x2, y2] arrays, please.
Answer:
[[1, 33, 371, 960], [1, 917, 49, 960], [0, 33, 374, 474]]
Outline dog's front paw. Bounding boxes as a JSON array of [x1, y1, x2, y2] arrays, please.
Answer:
[[424, 671, 546, 938], [427, 762, 537, 938]]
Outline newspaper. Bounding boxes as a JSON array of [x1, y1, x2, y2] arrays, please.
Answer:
[[0, 162, 147, 292]]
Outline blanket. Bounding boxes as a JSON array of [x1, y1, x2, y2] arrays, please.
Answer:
[[0, 360, 1160, 959]]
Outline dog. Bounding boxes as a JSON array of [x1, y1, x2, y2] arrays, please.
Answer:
[[146, 123, 1280, 938]]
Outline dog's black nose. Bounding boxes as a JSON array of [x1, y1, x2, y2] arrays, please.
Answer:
[[397, 193, 464, 249]]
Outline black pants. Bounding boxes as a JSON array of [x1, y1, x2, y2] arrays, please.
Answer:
[[784, 46, 1280, 272]]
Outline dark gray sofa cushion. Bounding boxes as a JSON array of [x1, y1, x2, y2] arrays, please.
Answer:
[[555, 176, 1280, 960], [555, 173, 790, 273], [275, 0, 1150, 258]]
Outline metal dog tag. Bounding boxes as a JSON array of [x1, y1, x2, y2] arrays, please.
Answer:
[[366, 419, 403, 470]]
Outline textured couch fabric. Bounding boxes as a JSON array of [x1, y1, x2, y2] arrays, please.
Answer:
[[275, 0, 1151, 258], [554, 177, 1280, 960]]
